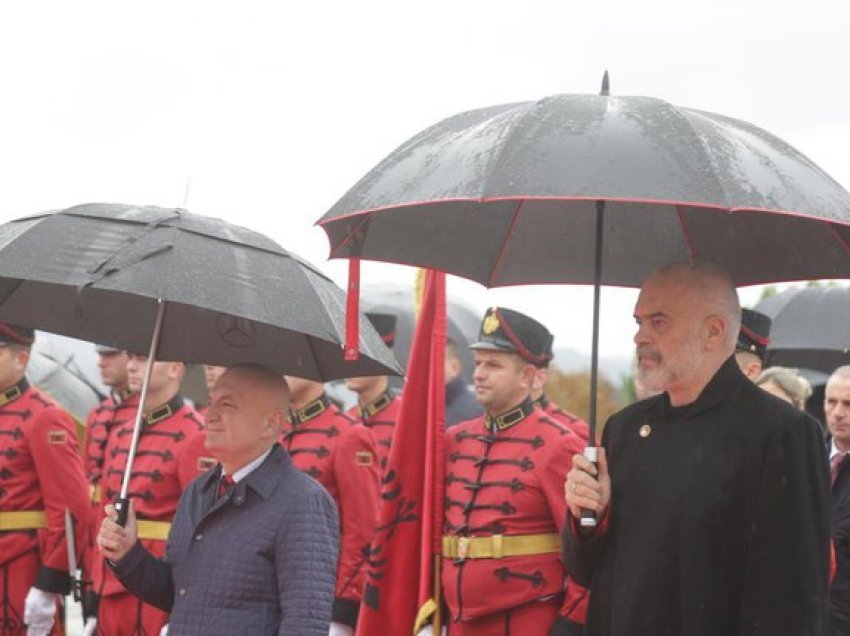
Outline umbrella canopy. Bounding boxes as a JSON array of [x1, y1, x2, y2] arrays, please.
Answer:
[[360, 282, 481, 385], [318, 92, 850, 287], [29, 331, 107, 421], [755, 285, 850, 376], [0, 203, 401, 381]]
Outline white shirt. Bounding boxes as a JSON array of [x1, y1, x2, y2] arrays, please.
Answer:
[[224, 446, 274, 483]]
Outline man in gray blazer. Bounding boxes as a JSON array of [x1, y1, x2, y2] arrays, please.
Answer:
[[98, 364, 339, 635]]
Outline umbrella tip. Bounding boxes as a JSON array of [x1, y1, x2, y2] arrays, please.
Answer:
[[600, 70, 610, 96]]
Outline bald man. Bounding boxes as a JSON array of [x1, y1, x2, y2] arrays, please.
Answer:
[[564, 261, 830, 636], [99, 365, 339, 635]]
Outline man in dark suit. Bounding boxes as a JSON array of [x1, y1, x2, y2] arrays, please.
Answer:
[[564, 261, 830, 636], [826, 365, 850, 635], [98, 364, 339, 635]]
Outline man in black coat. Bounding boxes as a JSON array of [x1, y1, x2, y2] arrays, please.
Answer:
[[98, 364, 339, 635], [563, 261, 830, 636], [826, 365, 850, 634]]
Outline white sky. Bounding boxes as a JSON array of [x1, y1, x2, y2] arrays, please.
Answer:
[[1, 0, 848, 361]]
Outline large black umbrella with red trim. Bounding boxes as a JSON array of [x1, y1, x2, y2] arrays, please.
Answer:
[[317, 78, 850, 523]]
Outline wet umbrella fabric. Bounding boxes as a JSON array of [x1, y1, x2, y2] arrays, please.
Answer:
[[755, 285, 850, 376], [0, 203, 401, 381], [360, 282, 480, 385], [319, 93, 850, 287]]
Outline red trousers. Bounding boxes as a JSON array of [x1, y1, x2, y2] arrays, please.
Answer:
[[447, 597, 561, 636], [97, 592, 168, 636], [0, 552, 60, 636]]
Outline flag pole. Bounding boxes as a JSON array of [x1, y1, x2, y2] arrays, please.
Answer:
[[432, 554, 442, 632]]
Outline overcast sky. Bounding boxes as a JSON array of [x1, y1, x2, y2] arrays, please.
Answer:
[[1, 0, 848, 363]]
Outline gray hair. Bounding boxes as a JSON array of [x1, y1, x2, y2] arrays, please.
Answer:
[[652, 261, 741, 348], [756, 366, 813, 409], [828, 365, 850, 385]]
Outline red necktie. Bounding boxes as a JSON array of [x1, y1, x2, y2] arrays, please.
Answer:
[[831, 453, 846, 486], [218, 474, 235, 498]]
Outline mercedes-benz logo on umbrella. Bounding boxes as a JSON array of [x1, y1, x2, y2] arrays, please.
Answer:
[[215, 314, 257, 348]]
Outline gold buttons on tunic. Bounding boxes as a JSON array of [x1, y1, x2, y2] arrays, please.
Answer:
[[639, 424, 652, 438]]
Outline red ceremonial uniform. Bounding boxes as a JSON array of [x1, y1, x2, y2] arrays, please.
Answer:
[[94, 395, 212, 636], [0, 378, 89, 635], [442, 398, 589, 634], [81, 389, 138, 598], [535, 395, 590, 444], [281, 394, 380, 627], [348, 390, 400, 471]]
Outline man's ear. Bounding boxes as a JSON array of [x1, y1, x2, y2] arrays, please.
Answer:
[[447, 357, 462, 380], [703, 314, 727, 351], [532, 368, 548, 392], [14, 348, 30, 373], [520, 362, 537, 389], [266, 409, 286, 437]]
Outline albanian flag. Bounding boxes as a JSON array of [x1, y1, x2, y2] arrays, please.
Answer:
[[356, 269, 446, 635]]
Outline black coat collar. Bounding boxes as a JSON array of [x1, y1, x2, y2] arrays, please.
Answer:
[[648, 355, 747, 422]]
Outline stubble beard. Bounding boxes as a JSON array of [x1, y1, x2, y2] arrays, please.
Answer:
[[637, 337, 704, 394]]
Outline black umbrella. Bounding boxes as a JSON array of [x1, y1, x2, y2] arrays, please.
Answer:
[[755, 285, 850, 376], [319, 86, 850, 287], [0, 202, 401, 522], [0, 203, 401, 380], [317, 77, 850, 525]]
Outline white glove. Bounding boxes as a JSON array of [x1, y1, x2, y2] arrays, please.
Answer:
[[417, 626, 447, 636], [23, 587, 56, 636], [329, 622, 353, 636], [82, 617, 98, 636], [159, 624, 169, 636]]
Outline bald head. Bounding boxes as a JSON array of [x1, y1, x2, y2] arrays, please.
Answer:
[[224, 364, 290, 410]]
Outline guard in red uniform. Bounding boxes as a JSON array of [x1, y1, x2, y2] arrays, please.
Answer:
[[281, 377, 380, 635], [81, 345, 138, 627], [346, 312, 401, 470], [0, 323, 89, 636], [93, 355, 212, 636], [197, 365, 226, 417], [530, 334, 590, 444], [442, 308, 588, 635]]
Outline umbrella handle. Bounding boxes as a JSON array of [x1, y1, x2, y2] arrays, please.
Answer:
[[580, 446, 599, 528], [114, 497, 131, 527]]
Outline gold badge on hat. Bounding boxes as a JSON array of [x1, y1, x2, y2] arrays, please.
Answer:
[[639, 424, 652, 438], [482, 310, 500, 335]]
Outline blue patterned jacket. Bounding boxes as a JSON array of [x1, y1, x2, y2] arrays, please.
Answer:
[[112, 444, 339, 635]]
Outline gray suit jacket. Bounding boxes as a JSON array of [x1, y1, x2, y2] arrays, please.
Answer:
[[112, 444, 339, 635]]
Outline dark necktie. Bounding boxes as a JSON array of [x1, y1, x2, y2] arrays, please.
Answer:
[[831, 453, 846, 486]]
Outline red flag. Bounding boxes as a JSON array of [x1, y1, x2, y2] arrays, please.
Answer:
[[356, 269, 446, 635]]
